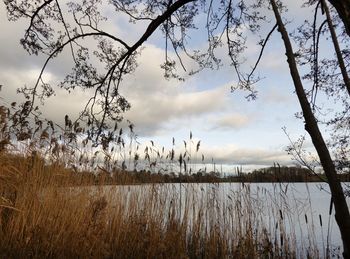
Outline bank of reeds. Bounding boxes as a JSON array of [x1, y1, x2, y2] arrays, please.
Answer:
[[0, 151, 329, 258]]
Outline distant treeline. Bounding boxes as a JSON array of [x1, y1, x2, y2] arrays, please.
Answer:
[[232, 166, 350, 183], [91, 165, 350, 185]]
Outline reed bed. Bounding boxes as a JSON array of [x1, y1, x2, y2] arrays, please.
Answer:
[[0, 152, 333, 258]]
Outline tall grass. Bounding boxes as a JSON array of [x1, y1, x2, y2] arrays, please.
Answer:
[[0, 151, 333, 258]]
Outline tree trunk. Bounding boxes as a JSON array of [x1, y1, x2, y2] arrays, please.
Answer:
[[327, 0, 350, 37], [270, 0, 350, 257], [322, 0, 350, 96]]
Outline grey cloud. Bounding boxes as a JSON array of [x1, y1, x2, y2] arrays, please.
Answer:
[[124, 86, 230, 136], [0, 18, 232, 137]]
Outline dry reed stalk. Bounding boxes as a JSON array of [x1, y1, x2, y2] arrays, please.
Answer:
[[0, 151, 331, 258]]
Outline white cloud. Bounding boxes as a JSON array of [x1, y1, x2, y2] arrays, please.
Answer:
[[211, 113, 253, 130], [191, 143, 293, 166]]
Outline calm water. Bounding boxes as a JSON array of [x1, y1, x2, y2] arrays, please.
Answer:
[[87, 182, 350, 257]]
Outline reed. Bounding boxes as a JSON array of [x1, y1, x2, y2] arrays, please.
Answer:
[[0, 151, 330, 258]]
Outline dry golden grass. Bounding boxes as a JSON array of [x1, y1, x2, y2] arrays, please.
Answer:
[[0, 151, 323, 258]]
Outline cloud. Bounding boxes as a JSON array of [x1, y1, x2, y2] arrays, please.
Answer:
[[191, 144, 293, 166], [108, 44, 232, 136], [211, 113, 252, 130], [127, 137, 295, 170], [124, 85, 230, 136], [0, 24, 233, 136], [139, 140, 294, 167]]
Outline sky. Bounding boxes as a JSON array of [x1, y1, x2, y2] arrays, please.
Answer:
[[0, 0, 329, 171]]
